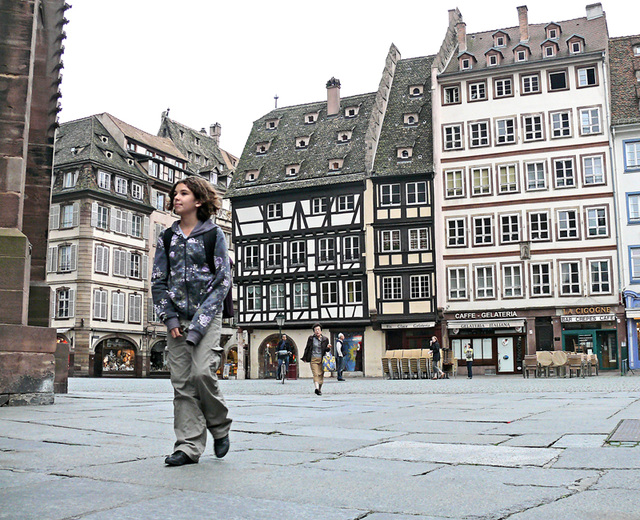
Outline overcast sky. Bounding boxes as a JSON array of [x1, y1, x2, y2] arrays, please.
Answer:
[[59, 0, 639, 158]]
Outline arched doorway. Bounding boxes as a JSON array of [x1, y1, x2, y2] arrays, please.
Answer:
[[258, 334, 298, 379], [94, 337, 139, 376], [149, 340, 169, 374]]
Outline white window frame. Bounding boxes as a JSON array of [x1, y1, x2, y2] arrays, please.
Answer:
[[469, 121, 490, 147], [293, 282, 309, 309], [498, 164, 518, 193], [290, 240, 306, 266], [502, 264, 523, 298], [529, 212, 550, 241], [521, 74, 540, 94], [448, 267, 467, 300], [446, 218, 466, 247], [587, 207, 608, 237], [320, 281, 338, 305], [577, 66, 597, 87], [557, 209, 579, 240], [337, 195, 355, 212], [624, 141, 640, 170], [112, 291, 125, 322], [496, 118, 516, 144], [526, 162, 547, 191], [343, 236, 360, 261], [580, 107, 601, 135], [115, 176, 128, 195], [410, 275, 430, 299], [500, 214, 520, 243], [129, 253, 141, 279], [523, 114, 544, 141], [408, 228, 428, 251], [475, 265, 495, 299], [494, 78, 512, 97], [589, 260, 610, 294], [246, 285, 262, 311], [266, 243, 282, 267], [311, 197, 327, 214], [554, 158, 576, 188], [128, 293, 142, 323], [98, 170, 111, 190], [131, 182, 143, 200], [559, 261, 581, 295], [94, 244, 109, 274], [469, 81, 487, 101], [382, 276, 402, 300], [269, 284, 285, 310], [244, 245, 259, 270], [445, 169, 464, 198], [381, 230, 401, 252], [583, 155, 605, 185], [267, 203, 282, 219], [443, 124, 463, 150], [346, 280, 363, 304], [551, 111, 572, 138], [443, 85, 460, 104], [471, 166, 491, 195], [473, 216, 493, 245], [531, 262, 552, 296], [62, 170, 78, 188], [380, 184, 401, 206], [56, 288, 74, 319], [406, 182, 427, 205], [318, 237, 335, 263], [93, 289, 108, 320]]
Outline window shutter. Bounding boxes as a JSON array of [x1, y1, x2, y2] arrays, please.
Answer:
[[93, 290, 99, 318], [142, 254, 148, 279], [91, 202, 98, 227], [151, 188, 157, 208], [50, 289, 56, 321], [72, 202, 80, 227], [126, 251, 132, 278], [47, 246, 57, 273], [69, 244, 77, 271], [103, 246, 109, 274], [143, 217, 149, 239], [94, 245, 102, 272], [127, 212, 133, 236], [49, 205, 60, 230], [110, 208, 117, 232], [68, 289, 75, 317]]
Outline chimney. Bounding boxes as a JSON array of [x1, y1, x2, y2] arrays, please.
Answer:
[[210, 122, 221, 145], [586, 3, 603, 20], [326, 77, 341, 116], [456, 22, 467, 53], [517, 5, 529, 42]]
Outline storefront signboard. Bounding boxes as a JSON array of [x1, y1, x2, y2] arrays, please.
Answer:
[[561, 314, 615, 323], [382, 322, 436, 329], [447, 319, 525, 329]]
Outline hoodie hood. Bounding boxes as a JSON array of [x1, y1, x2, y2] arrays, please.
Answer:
[[171, 218, 217, 238]]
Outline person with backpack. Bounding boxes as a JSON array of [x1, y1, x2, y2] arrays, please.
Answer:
[[152, 176, 232, 466], [464, 343, 474, 379]]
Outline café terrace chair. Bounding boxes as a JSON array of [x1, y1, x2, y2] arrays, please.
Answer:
[[523, 355, 539, 378], [536, 351, 554, 377]]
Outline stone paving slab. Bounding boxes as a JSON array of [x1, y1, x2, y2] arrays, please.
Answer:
[[350, 440, 563, 467], [551, 434, 608, 448]]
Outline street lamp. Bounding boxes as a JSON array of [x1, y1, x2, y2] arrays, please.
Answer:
[[275, 313, 285, 337]]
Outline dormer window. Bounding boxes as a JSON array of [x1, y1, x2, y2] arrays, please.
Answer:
[[338, 131, 352, 143], [493, 31, 508, 48], [404, 113, 419, 125], [460, 58, 471, 70], [245, 169, 259, 182], [195, 137, 200, 146], [100, 136, 108, 144], [105, 151, 113, 159], [567, 36, 585, 54], [548, 28, 558, 39], [296, 137, 309, 149], [127, 159, 134, 166], [634, 46, 640, 57], [397, 147, 413, 160], [256, 142, 270, 154], [265, 118, 279, 130], [516, 50, 527, 61], [542, 42, 557, 58], [488, 54, 498, 66], [305, 112, 319, 124], [286, 164, 300, 176], [571, 41, 582, 53], [409, 85, 424, 97], [328, 159, 343, 172], [345, 106, 359, 117]]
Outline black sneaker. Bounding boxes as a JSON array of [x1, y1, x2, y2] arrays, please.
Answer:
[[214, 434, 230, 458], [165, 451, 196, 466]]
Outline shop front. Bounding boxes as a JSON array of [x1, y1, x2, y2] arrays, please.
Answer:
[[559, 306, 624, 371], [92, 337, 140, 376], [444, 312, 526, 375], [624, 290, 640, 370], [383, 322, 436, 353]]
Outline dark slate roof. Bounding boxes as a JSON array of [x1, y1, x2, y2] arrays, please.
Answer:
[[158, 116, 230, 176], [227, 92, 377, 197], [106, 114, 185, 160], [55, 115, 142, 178], [609, 35, 640, 126], [373, 55, 435, 177], [441, 14, 608, 76]]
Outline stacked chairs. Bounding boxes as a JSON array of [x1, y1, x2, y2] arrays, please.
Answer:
[[382, 349, 434, 379]]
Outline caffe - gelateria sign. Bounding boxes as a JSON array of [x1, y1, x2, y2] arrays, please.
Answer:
[[561, 306, 615, 323], [448, 311, 524, 329]]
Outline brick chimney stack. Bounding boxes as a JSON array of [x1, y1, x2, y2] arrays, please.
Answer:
[[456, 22, 467, 53], [210, 122, 221, 145], [326, 77, 341, 116], [517, 5, 529, 42]]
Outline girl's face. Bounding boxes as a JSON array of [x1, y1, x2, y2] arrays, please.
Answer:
[[173, 183, 200, 216]]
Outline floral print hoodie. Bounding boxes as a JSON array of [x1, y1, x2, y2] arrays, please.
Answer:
[[151, 219, 231, 347]]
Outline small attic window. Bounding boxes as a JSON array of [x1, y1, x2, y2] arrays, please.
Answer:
[[126, 141, 135, 151], [286, 164, 300, 176], [495, 35, 506, 47], [548, 28, 558, 39], [544, 45, 556, 58], [404, 113, 419, 126], [397, 147, 413, 160], [634, 46, 640, 57], [345, 106, 359, 117], [179, 130, 184, 138], [105, 151, 113, 159], [570, 41, 583, 54], [488, 54, 499, 66], [245, 170, 259, 181], [338, 131, 352, 143], [195, 137, 200, 146], [305, 112, 319, 124], [329, 159, 343, 171], [256, 142, 270, 154], [100, 136, 108, 143], [516, 50, 527, 62], [127, 159, 134, 166], [266, 119, 279, 130], [409, 85, 424, 97], [296, 137, 309, 149], [460, 58, 471, 70]]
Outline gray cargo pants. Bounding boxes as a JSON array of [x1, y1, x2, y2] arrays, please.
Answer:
[[167, 313, 232, 461]]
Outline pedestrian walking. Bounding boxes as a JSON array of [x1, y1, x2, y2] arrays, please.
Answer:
[[335, 333, 346, 381], [430, 336, 444, 379], [152, 176, 233, 466], [464, 343, 474, 379], [301, 323, 331, 395]]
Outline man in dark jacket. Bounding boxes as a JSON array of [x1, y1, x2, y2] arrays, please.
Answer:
[[302, 323, 331, 395], [275, 334, 292, 380]]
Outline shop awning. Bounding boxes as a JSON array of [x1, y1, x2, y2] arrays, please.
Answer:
[[381, 322, 436, 330], [447, 319, 525, 329]]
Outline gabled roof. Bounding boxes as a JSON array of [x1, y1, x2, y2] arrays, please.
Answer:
[[227, 91, 378, 197], [609, 35, 640, 125], [441, 13, 608, 75], [55, 115, 142, 178], [158, 116, 231, 176], [105, 113, 185, 160], [373, 55, 435, 177]]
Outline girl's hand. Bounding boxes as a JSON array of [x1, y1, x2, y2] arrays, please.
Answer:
[[170, 327, 183, 338]]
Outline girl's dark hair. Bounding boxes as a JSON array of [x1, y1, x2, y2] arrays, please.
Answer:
[[168, 176, 221, 221]]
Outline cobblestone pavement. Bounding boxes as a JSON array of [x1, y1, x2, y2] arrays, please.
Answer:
[[1, 374, 639, 520]]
